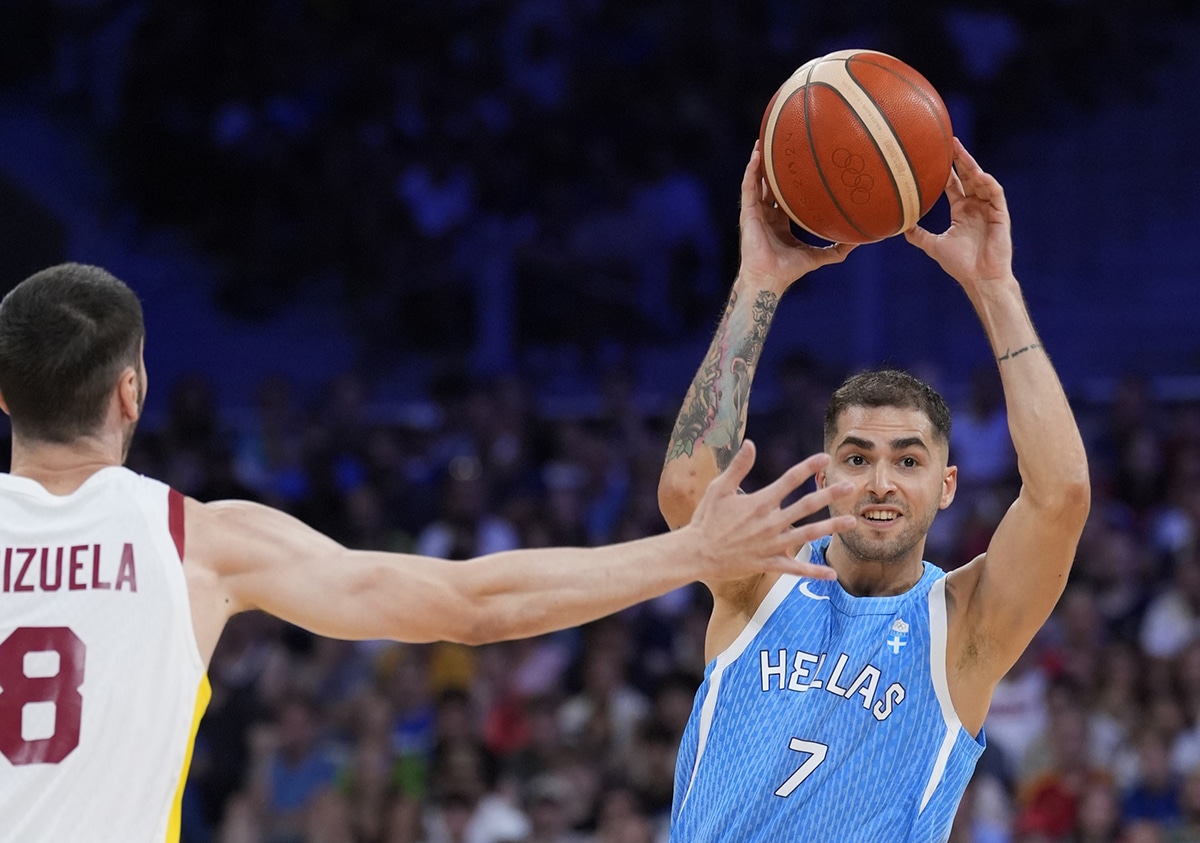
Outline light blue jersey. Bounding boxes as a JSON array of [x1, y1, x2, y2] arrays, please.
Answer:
[[671, 537, 985, 842]]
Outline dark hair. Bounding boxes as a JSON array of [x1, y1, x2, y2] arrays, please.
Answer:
[[0, 263, 144, 443], [823, 369, 951, 448]]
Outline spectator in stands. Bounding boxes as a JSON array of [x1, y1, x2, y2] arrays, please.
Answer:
[[416, 455, 521, 560], [220, 693, 342, 843]]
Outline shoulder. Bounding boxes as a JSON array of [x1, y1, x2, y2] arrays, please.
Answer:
[[182, 496, 346, 581], [181, 497, 284, 578]]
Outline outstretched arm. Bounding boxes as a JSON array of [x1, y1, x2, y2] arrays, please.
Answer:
[[906, 140, 1090, 710], [184, 440, 854, 662]]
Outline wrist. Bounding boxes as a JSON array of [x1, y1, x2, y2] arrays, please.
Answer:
[[960, 271, 1018, 294], [735, 268, 793, 296], [665, 522, 712, 574]]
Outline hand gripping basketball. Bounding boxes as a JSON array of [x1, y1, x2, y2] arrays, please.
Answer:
[[760, 49, 953, 244]]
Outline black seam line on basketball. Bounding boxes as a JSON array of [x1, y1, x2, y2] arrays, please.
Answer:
[[837, 57, 906, 233], [802, 80, 892, 241], [800, 59, 872, 242], [848, 57, 953, 213]]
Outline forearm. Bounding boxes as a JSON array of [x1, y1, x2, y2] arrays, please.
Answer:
[[257, 530, 706, 647], [667, 278, 781, 466], [667, 278, 777, 475], [454, 528, 705, 642], [658, 279, 781, 528], [968, 275, 1089, 506]]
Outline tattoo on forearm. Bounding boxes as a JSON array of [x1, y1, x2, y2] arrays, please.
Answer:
[[996, 342, 1042, 364], [666, 351, 722, 461], [666, 289, 780, 468]]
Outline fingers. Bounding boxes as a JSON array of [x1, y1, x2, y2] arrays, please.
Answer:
[[751, 139, 776, 205], [779, 480, 853, 525], [903, 224, 936, 253], [713, 438, 757, 495], [952, 137, 980, 172], [943, 159, 966, 204], [951, 137, 1006, 205], [784, 559, 839, 581], [786, 514, 857, 546], [811, 242, 858, 267], [741, 144, 764, 211], [767, 515, 856, 580], [757, 451, 830, 504]]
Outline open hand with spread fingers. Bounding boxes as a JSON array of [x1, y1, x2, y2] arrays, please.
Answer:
[[687, 440, 855, 583]]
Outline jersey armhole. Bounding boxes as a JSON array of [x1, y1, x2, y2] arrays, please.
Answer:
[[168, 488, 186, 562]]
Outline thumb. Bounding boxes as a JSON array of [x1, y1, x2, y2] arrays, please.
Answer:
[[815, 242, 858, 266], [903, 225, 937, 255]]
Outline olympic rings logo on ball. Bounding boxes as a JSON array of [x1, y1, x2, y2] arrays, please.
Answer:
[[831, 148, 873, 205]]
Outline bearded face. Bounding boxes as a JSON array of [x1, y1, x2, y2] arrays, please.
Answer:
[[821, 405, 956, 569]]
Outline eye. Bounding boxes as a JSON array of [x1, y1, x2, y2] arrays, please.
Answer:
[[847, 454, 867, 466], [900, 456, 919, 469]]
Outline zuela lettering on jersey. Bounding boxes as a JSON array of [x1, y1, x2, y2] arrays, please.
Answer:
[[758, 648, 906, 720], [2, 543, 139, 593]]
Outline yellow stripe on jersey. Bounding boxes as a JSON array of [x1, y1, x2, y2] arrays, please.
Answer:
[[165, 674, 213, 843]]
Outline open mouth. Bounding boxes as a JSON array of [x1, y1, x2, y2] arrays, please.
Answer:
[[862, 511, 900, 524]]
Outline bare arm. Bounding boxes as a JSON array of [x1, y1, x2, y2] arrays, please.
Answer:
[[186, 440, 853, 657], [906, 140, 1090, 697], [659, 143, 855, 591]]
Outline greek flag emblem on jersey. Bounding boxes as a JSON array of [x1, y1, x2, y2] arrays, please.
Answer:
[[887, 618, 909, 654]]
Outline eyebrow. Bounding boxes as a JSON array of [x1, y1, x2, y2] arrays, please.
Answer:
[[837, 435, 931, 454]]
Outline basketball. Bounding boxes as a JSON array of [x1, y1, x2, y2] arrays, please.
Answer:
[[759, 49, 954, 244]]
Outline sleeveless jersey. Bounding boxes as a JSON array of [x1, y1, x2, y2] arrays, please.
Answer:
[[671, 537, 985, 842], [0, 467, 209, 843]]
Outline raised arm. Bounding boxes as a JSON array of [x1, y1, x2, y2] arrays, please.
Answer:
[[658, 143, 854, 599], [905, 140, 1090, 710], [183, 440, 854, 663], [657, 144, 854, 657]]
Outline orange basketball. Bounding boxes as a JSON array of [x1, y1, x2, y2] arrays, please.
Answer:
[[759, 50, 953, 244]]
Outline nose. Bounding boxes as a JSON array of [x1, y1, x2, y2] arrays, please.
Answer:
[[865, 462, 897, 497]]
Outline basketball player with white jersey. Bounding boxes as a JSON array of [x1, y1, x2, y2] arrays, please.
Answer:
[[0, 264, 858, 843], [658, 139, 1089, 841]]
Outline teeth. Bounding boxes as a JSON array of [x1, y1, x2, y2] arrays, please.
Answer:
[[865, 512, 896, 521]]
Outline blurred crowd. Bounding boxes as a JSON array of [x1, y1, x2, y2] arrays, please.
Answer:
[[3, 360, 1197, 843], [4, 1, 1200, 842], [4, 0, 1194, 367]]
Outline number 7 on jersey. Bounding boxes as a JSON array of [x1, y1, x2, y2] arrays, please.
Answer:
[[774, 737, 828, 797]]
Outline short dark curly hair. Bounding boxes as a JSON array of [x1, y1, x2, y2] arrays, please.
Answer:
[[823, 369, 952, 449]]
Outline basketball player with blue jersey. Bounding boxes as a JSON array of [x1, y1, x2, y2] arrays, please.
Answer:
[[0, 264, 857, 843], [659, 138, 1090, 842]]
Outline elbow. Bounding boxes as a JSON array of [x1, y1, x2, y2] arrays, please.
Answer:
[[431, 589, 502, 646], [1033, 466, 1092, 528], [1066, 474, 1092, 526], [370, 562, 499, 646], [1062, 460, 1092, 519], [658, 467, 701, 532], [438, 583, 518, 646], [452, 606, 503, 647]]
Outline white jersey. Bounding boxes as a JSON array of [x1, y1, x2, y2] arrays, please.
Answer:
[[0, 467, 209, 843]]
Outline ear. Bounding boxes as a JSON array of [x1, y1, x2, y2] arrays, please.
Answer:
[[0, 389, 8, 416], [116, 366, 140, 422], [940, 465, 958, 510], [816, 467, 827, 488]]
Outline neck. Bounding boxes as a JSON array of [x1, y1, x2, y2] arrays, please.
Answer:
[[9, 434, 124, 495], [823, 536, 927, 597]]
